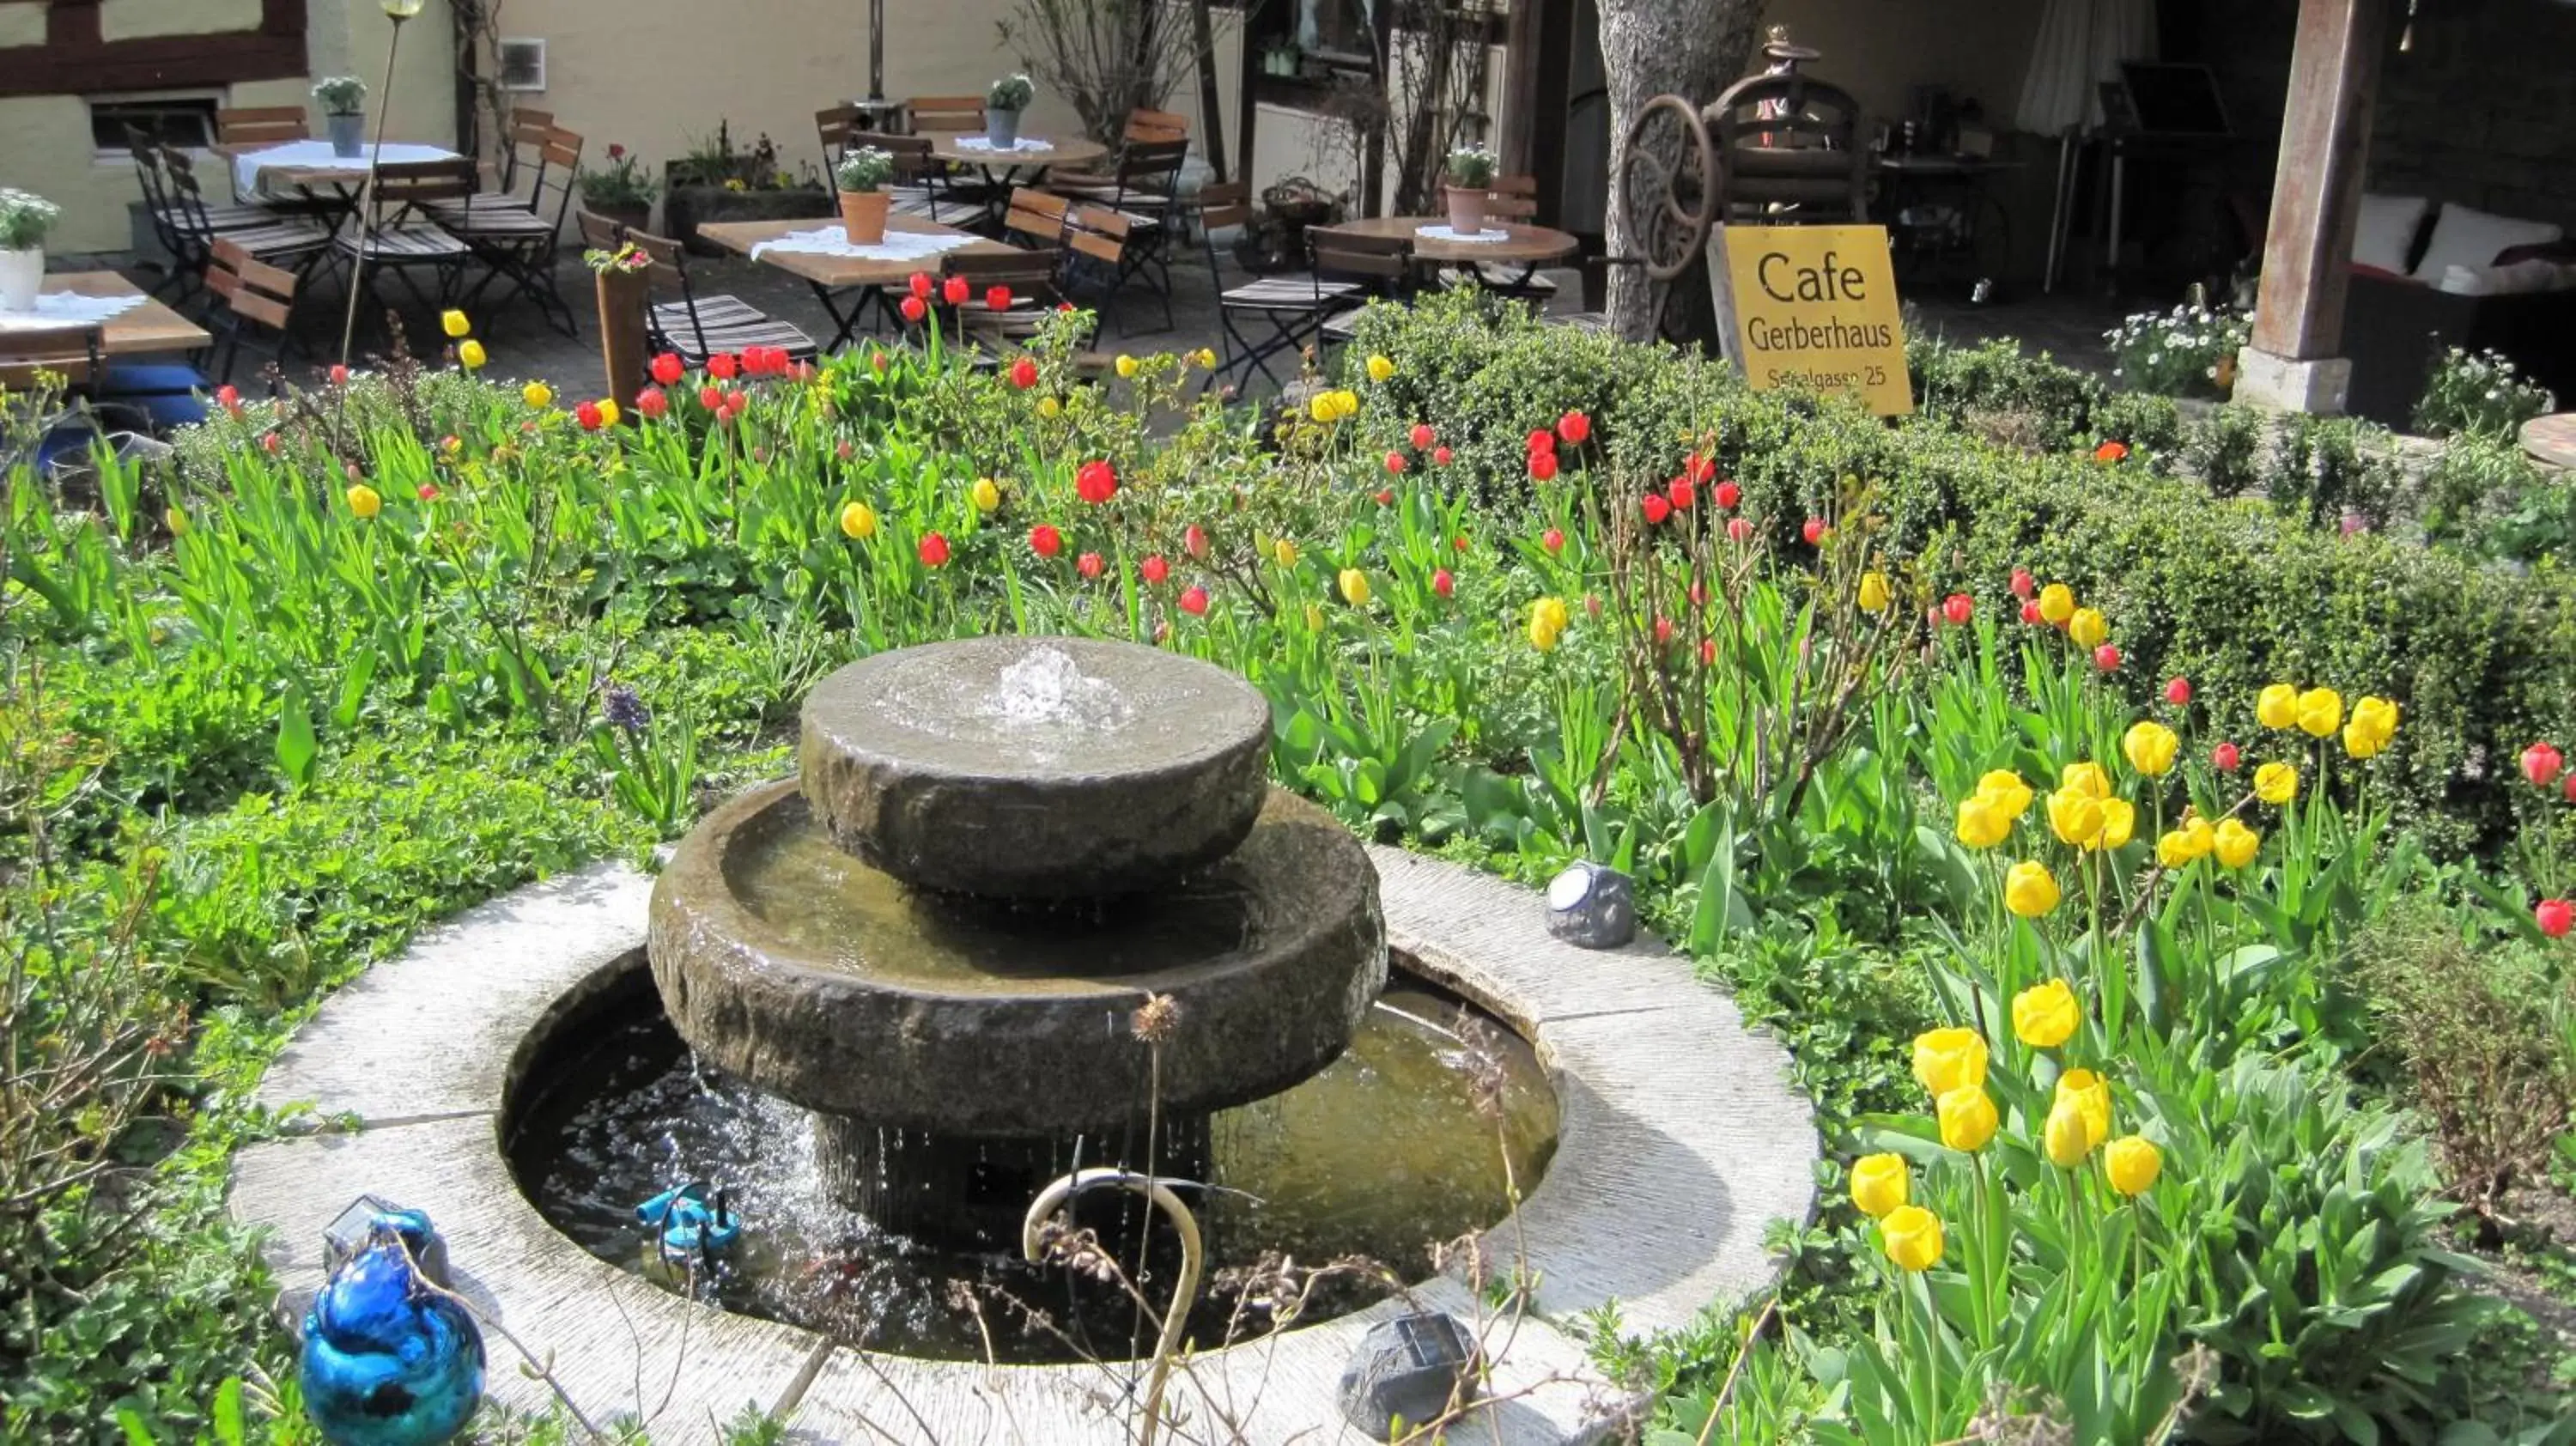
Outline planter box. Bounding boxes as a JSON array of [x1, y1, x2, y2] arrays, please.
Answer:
[[661, 171, 834, 255]]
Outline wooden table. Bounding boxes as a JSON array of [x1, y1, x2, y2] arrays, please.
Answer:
[[1313, 216, 1580, 267], [695, 214, 1018, 349], [2525, 413, 2576, 472], [9, 272, 212, 355], [212, 139, 465, 197], [922, 132, 1110, 233]]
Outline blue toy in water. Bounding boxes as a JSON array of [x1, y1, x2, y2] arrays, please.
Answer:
[[299, 1213, 486, 1446], [636, 1181, 742, 1263]]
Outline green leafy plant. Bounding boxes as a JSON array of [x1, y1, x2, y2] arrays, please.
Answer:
[[0, 187, 61, 250], [1444, 144, 1497, 189], [835, 146, 895, 193], [2415, 345, 2556, 442], [987, 72, 1036, 111], [576, 143, 659, 209], [309, 76, 367, 115]]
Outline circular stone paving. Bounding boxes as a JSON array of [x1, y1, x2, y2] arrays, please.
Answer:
[[230, 846, 1817, 1443]]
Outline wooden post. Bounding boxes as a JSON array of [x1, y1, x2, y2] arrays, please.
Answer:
[[1191, 0, 1228, 183], [2238, 0, 2386, 412], [597, 266, 648, 412]]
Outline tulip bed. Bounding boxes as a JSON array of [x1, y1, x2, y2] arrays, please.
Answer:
[[6, 294, 2576, 1443]]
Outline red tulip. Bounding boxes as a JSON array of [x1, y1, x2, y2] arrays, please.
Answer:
[[1529, 452, 1558, 482], [1684, 453, 1716, 484], [2019, 599, 2044, 625], [651, 353, 685, 386], [1183, 524, 1209, 560], [215, 384, 242, 414], [1178, 584, 1209, 616], [1641, 494, 1671, 525], [872, 352, 889, 374], [1557, 410, 1590, 444], [1374, 489, 1394, 506], [1431, 446, 1453, 467], [1541, 527, 1564, 554], [709, 353, 739, 380], [1385, 451, 1406, 475], [899, 295, 927, 324], [1075, 459, 1118, 505], [2564, 771, 2576, 804], [1409, 422, 1436, 450], [836, 440, 854, 460], [2212, 741, 2242, 773], [908, 271, 934, 300], [2093, 643, 2122, 671], [575, 400, 604, 431], [1009, 355, 1038, 389], [943, 275, 969, 306], [416, 482, 439, 501], [1585, 594, 1602, 617], [1432, 568, 1454, 598], [635, 386, 669, 419], [2009, 567, 2035, 598], [699, 385, 724, 411], [1668, 477, 1696, 510], [263, 433, 280, 453], [1801, 518, 1828, 546], [1653, 616, 1675, 645], [1029, 523, 1063, 558], [1527, 428, 1555, 456], [1077, 550, 1104, 579], [1941, 592, 1973, 626], [328, 363, 349, 386], [1451, 534, 1468, 553], [2164, 676, 2193, 708], [1699, 638, 1718, 665], [2540, 899, 2574, 939], [917, 532, 951, 567], [1139, 554, 1170, 585], [986, 284, 1012, 311], [1725, 517, 1753, 542], [2523, 742, 2564, 789], [1714, 480, 1741, 510]]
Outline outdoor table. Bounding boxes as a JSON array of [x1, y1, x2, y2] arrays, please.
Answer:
[[215, 139, 465, 209], [3, 272, 212, 355], [694, 214, 1019, 350], [1310, 216, 1580, 289], [922, 132, 1111, 234], [2525, 413, 2576, 472]]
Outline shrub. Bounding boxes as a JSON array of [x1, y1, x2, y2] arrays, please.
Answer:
[[2415, 346, 2555, 442]]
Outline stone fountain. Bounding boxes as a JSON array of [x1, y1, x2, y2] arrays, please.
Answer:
[[646, 635, 1389, 1240]]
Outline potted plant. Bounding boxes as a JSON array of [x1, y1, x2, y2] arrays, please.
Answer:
[[986, 73, 1036, 149], [660, 121, 830, 254], [313, 76, 368, 158], [0, 189, 59, 313], [578, 144, 659, 234], [1443, 144, 1497, 234], [835, 147, 896, 245]]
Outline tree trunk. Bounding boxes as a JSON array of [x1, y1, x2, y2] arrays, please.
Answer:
[[1598, 0, 1761, 340]]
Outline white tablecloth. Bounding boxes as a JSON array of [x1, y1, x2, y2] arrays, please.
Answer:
[[1418, 224, 1510, 244], [0, 290, 146, 331], [951, 136, 1056, 156], [234, 140, 462, 197], [749, 226, 979, 264]]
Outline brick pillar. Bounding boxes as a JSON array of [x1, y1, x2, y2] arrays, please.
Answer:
[[2236, 0, 2389, 414]]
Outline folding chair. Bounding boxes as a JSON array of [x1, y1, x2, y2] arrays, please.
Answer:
[[157, 145, 331, 297], [1059, 201, 1151, 337], [1309, 228, 1415, 354], [903, 96, 987, 133], [1199, 183, 1353, 392], [204, 236, 304, 387], [945, 246, 1072, 353], [875, 134, 946, 222], [1053, 138, 1185, 332], [442, 126, 585, 336], [215, 106, 325, 213], [625, 225, 817, 368], [433, 110, 562, 221], [330, 158, 477, 336]]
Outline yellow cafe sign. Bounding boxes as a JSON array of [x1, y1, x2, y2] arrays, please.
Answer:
[[1713, 224, 1913, 416]]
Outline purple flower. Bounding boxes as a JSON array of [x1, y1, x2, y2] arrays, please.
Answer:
[[602, 684, 650, 733]]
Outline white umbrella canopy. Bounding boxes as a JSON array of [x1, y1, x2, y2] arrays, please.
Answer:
[[2016, 0, 2160, 135]]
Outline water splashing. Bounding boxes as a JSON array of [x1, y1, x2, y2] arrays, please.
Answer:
[[981, 645, 1135, 732]]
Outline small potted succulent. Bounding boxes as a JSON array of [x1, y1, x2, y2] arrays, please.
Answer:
[[0, 189, 60, 313], [313, 76, 368, 158], [986, 73, 1036, 149], [577, 143, 659, 233], [1444, 144, 1498, 234], [835, 146, 896, 245]]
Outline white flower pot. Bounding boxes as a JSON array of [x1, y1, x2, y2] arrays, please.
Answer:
[[0, 247, 41, 313]]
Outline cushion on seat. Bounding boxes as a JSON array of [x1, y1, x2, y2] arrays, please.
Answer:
[[652, 295, 816, 362], [2413, 202, 2566, 280], [98, 363, 210, 396], [2352, 193, 2431, 275]]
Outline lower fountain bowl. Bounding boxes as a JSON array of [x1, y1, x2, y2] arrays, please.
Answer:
[[648, 781, 1388, 1136]]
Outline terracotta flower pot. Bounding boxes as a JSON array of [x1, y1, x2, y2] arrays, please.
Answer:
[[1444, 185, 1487, 236], [841, 188, 890, 246]]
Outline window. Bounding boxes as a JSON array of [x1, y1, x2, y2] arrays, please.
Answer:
[[89, 95, 220, 153], [497, 38, 546, 92]]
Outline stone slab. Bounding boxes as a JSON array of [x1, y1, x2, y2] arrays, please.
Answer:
[[2233, 346, 2353, 415]]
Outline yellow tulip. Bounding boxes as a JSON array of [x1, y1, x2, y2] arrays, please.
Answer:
[[2060, 760, 2112, 800], [344, 483, 382, 519], [2295, 687, 2343, 739], [522, 381, 552, 409], [165, 506, 188, 537], [2037, 583, 2075, 626], [2056, 1067, 2111, 1147], [2183, 816, 2215, 856], [2104, 1135, 2163, 1195], [1880, 1204, 1944, 1272], [2348, 696, 2400, 757], [1936, 1085, 1999, 1152], [440, 309, 471, 338], [1192, 347, 1217, 368], [457, 338, 486, 370], [1303, 602, 1325, 631], [1115, 353, 1139, 379], [2004, 860, 2060, 918], [1310, 392, 1340, 423], [2214, 817, 2262, 868], [2068, 607, 2107, 648], [595, 397, 619, 428], [1529, 617, 1561, 652], [970, 477, 1002, 513], [2255, 761, 2299, 805], [1338, 568, 1370, 606], [1365, 353, 1395, 383], [2011, 977, 2080, 1049], [1856, 571, 1891, 613], [2257, 683, 2300, 730], [1954, 793, 2012, 849], [839, 501, 878, 539], [1976, 769, 2033, 818], [2093, 796, 2136, 851], [2155, 828, 2202, 868], [1849, 1152, 1909, 1219], [2043, 1096, 2095, 1166], [1038, 396, 1062, 419], [1531, 596, 1570, 635], [2047, 787, 2105, 848], [2123, 720, 2179, 777], [1273, 538, 1299, 568], [1911, 1026, 1989, 1097]]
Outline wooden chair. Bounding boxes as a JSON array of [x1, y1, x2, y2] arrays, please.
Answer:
[[622, 224, 816, 368], [1061, 201, 1163, 336], [205, 237, 302, 385], [999, 186, 1072, 249], [868, 133, 945, 221], [944, 246, 1071, 350], [439, 126, 585, 335], [904, 95, 987, 133], [1057, 137, 1186, 332], [1309, 228, 1413, 349], [216, 106, 308, 147], [156, 145, 331, 291], [1199, 182, 1357, 392], [447, 111, 563, 218], [331, 159, 477, 328]]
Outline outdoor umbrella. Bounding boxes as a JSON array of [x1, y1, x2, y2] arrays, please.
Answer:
[[2017, 0, 2158, 290]]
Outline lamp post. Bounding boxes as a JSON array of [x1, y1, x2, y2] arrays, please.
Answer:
[[339, 0, 427, 367]]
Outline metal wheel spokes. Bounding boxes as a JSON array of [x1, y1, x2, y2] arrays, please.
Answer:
[[1618, 94, 1717, 283]]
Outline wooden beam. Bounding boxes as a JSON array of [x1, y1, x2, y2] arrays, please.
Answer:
[[0, 0, 309, 99], [1191, 0, 1229, 183], [2247, 0, 2388, 362], [1499, 0, 1541, 177]]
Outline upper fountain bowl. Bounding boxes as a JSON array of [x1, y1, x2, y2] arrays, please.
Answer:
[[799, 637, 1273, 898]]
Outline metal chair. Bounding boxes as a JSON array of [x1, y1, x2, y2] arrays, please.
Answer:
[[621, 224, 817, 368], [439, 110, 562, 219], [204, 236, 303, 386], [439, 126, 585, 335], [1199, 182, 1358, 392], [330, 159, 478, 333], [156, 145, 331, 296], [1051, 138, 1186, 332], [1309, 228, 1414, 351]]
